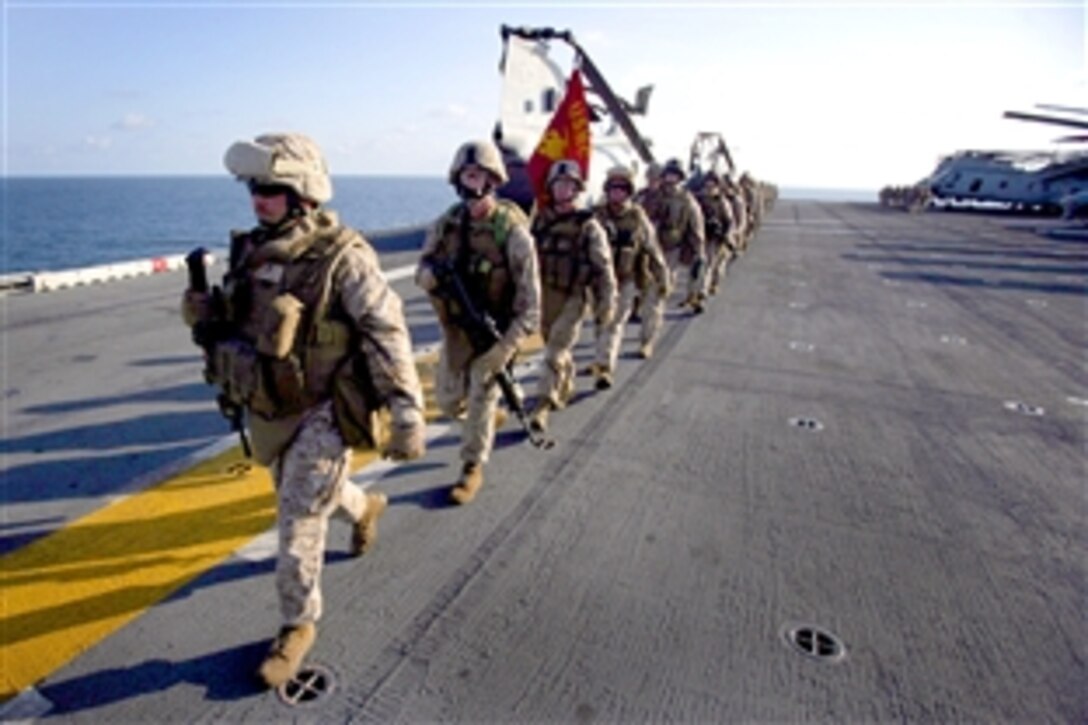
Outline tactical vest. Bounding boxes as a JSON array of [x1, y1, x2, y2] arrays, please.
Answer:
[[699, 192, 731, 241], [428, 198, 527, 332], [532, 209, 595, 293], [655, 189, 694, 251], [594, 203, 645, 282], [213, 212, 376, 440]]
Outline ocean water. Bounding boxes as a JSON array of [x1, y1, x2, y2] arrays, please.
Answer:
[[1, 176, 874, 274], [1, 176, 451, 275]]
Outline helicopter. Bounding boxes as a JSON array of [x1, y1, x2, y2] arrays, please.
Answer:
[[925, 104, 1088, 217], [490, 25, 656, 211]]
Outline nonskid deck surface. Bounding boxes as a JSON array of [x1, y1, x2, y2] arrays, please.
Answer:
[[1, 202, 1084, 722]]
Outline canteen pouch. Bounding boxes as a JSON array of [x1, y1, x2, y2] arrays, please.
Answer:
[[259, 356, 306, 417], [212, 338, 306, 419], [256, 293, 304, 359]]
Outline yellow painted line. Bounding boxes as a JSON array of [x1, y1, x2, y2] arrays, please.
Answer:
[[0, 338, 541, 702]]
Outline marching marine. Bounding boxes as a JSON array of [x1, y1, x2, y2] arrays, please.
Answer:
[[416, 140, 541, 504], [723, 174, 749, 254], [592, 166, 669, 379], [634, 161, 664, 221], [695, 171, 736, 296], [653, 158, 707, 314], [528, 159, 617, 433], [181, 132, 427, 688]]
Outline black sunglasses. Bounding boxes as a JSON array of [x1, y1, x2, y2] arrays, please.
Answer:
[[247, 181, 292, 198]]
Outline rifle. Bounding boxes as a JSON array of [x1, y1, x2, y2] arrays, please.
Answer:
[[185, 247, 252, 458], [432, 259, 553, 450]]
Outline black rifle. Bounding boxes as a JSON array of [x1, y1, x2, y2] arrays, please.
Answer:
[[185, 247, 252, 458], [432, 260, 553, 450]]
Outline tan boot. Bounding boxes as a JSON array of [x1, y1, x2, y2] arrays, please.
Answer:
[[691, 293, 705, 315], [493, 406, 508, 431], [594, 368, 613, 391], [351, 492, 388, 557], [258, 622, 316, 688], [638, 342, 654, 360], [450, 462, 483, 505], [529, 402, 552, 434]]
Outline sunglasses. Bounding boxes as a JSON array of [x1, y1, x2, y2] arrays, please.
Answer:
[[605, 183, 632, 193], [247, 181, 292, 198]]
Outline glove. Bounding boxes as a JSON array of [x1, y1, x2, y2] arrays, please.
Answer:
[[657, 282, 671, 298], [181, 289, 211, 328], [416, 265, 439, 293], [595, 307, 614, 328], [475, 341, 514, 377], [383, 409, 426, 461]]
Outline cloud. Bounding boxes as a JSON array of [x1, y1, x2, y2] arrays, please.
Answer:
[[113, 113, 155, 131], [84, 135, 112, 150]]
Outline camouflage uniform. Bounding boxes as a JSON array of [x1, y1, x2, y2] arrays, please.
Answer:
[[529, 160, 617, 431], [183, 132, 425, 688], [724, 177, 749, 253], [739, 172, 762, 241], [416, 140, 540, 504], [696, 172, 736, 295], [593, 166, 669, 375], [653, 159, 706, 313], [419, 208, 538, 462]]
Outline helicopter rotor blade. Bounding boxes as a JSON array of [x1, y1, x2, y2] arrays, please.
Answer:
[[1003, 110, 1088, 130]]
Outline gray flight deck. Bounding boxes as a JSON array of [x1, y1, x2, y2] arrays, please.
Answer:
[[2, 201, 1085, 722]]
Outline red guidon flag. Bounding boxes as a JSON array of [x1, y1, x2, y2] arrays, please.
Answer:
[[526, 68, 591, 206]]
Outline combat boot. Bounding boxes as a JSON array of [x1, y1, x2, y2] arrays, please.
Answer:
[[258, 622, 316, 688], [351, 492, 388, 557], [529, 402, 552, 433], [638, 342, 654, 360], [691, 293, 705, 315], [594, 367, 613, 391], [493, 406, 508, 431], [450, 462, 483, 505]]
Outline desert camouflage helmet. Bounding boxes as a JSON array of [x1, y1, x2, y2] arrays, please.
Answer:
[[547, 159, 585, 190], [449, 140, 509, 186], [604, 165, 636, 191], [223, 132, 332, 204], [644, 161, 663, 181]]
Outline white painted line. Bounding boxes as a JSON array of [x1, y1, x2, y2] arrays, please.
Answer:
[[385, 264, 415, 283], [1065, 396, 1087, 407], [234, 530, 278, 562], [0, 686, 54, 722]]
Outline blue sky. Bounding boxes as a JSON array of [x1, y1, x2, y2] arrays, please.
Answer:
[[3, 1, 1084, 188]]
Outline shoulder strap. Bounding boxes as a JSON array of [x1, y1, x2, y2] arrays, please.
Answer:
[[309, 226, 366, 327], [492, 198, 528, 248]]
